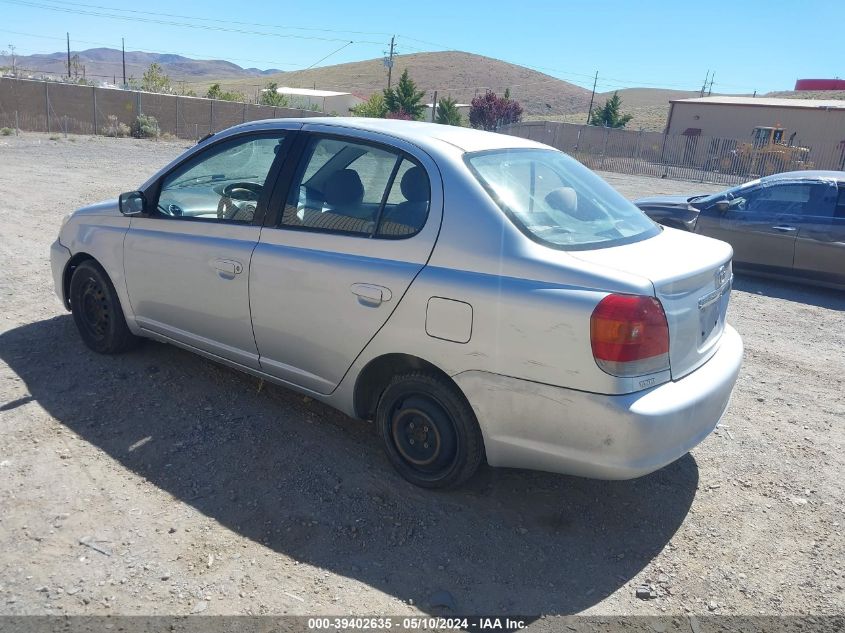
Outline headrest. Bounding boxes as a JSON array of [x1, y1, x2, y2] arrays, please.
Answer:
[[323, 169, 364, 207], [545, 186, 578, 214], [400, 166, 429, 202]]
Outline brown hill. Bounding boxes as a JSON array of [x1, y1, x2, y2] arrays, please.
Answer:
[[526, 88, 752, 132], [215, 52, 593, 116], [0, 48, 279, 85]]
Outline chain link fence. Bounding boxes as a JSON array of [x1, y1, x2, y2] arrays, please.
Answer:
[[0, 77, 323, 140], [501, 121, 845, 185]]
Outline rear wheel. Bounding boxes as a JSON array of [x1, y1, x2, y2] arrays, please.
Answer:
[[376, 372, 484, 488], [69, 261, 139, 354]]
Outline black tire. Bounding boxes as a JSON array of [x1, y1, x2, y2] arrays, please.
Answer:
[[69, 260, 139, 354], [376, 372, 484, 489]]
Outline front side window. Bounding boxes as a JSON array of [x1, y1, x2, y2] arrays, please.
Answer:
[[156, 133, 287, 222], [725, 182, 837, 218], [281, 137, 430, 238], [466, 149, 659, 250]]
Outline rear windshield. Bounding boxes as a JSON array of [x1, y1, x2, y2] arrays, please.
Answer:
[[466, 149, 659, 250]]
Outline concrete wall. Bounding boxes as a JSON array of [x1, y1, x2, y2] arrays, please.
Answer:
[[667, 102, 845, 148], [0, 77, 324, 138]]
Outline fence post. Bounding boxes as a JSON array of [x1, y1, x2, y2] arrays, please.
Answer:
[[45, 82, 50, 134], [634, 130, 642, 162], [92, 86, 97, 135], [600, 127, 610, 170]]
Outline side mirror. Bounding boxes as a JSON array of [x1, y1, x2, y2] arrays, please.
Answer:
[[714, 200, 730, 214], [119, 191, 146, 216]]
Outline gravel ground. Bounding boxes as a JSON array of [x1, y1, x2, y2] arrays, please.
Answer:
[[0, 132, 843, 619]]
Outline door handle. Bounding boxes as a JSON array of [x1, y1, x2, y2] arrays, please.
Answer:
[[350, 283, 392, 305], [213, 259, 243, 276], [772, 225, 797, 232]]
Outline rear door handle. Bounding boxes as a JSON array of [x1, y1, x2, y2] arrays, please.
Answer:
[[213, 258, 243, 276], [772, 225, 797, 232], [350, 283, 392, 305]]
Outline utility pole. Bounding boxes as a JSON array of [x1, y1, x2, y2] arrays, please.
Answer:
[[121, 37, 126, 87], [7, 44, 15, 76], [700, 70, 710, 97], [66, 33, 71, 79], [586, 71, 598, 124], [386, 35, 395, 89], [431, 90, 437, 122], [707, 73, 715, 96]]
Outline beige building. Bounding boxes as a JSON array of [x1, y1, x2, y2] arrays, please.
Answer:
[[666, 96, 845, 147], [272, 87, 364, 115]]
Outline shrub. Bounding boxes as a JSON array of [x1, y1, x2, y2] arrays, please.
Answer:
[[350, 93, 387, 118], [131, 114, 161, 139], [435, 97, 462, 126], [259, 82, 289, 107], [0, 127, 13, 136], [385, 109, 414, 120], [206, 83, 246, 102], [103, 115, 130, 138], [469, 90, 523, 131], [383, 69, 425, 120]]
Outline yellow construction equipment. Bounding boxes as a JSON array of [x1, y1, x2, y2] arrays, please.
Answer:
[[722, 126, 814, 176]]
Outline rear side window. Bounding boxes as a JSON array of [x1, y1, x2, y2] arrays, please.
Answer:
[[466, 149, 658, 250], [281, 137, 430, 238]]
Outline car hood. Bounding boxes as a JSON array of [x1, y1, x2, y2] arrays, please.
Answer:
[[72, 199, 121, 217], [633, 195, 699, 210]]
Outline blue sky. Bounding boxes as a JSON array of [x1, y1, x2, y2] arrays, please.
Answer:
[[0, 0, 841, 94]]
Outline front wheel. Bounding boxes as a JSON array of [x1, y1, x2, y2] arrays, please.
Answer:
[[69, 260, 139, 354], [376, 372, 484, 488]]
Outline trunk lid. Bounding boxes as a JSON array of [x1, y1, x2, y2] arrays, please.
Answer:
[[572, 228, 733, 380]]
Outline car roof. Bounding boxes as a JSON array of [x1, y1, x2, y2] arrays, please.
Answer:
[[759, 170, 845, 184], [228, 117, 549, 153]]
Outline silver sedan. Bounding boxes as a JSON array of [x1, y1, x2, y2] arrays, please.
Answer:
[[51, 118, 743, 488]]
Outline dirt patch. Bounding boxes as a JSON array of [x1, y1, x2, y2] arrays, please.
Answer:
[[0, 133, 843, 617]]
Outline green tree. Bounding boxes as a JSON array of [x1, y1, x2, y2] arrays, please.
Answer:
[[259, 82, 289, 107], [588, 91, 633, 128], [141, 63, 171, 94], [350, 93, 388, 118], [206, 83, 245, 102], [435, 96, 462, 126], [383, 69, 425, 120]]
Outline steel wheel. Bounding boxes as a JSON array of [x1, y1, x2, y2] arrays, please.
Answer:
[[376, 372, 484, 489], [69, 260, 139, 354]]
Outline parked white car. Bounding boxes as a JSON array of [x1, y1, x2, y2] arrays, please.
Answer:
[[50, 118, 743, 488]]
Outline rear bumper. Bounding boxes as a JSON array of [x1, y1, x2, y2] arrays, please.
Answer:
[[50, 239, 71, 309], [453, 325, 743, 479]]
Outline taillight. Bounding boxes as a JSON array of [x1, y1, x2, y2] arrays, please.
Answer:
[[590, 294, 670, 377]]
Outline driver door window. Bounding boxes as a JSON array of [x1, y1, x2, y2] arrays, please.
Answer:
[[157, 133, 287, 222]]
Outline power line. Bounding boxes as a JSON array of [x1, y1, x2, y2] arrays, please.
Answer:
[[0, 0, 385, 45], [37, 0, 394, 38]]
